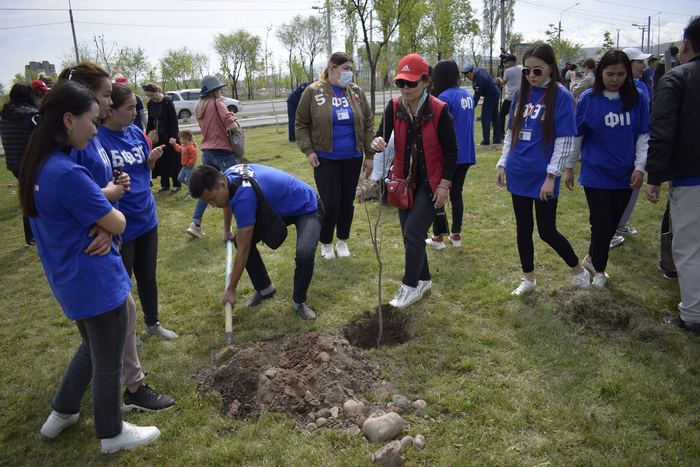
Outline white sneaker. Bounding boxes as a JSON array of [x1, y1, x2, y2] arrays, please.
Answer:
[[609, 234, 625, 249], [511, 278, 536, 296], [389, 284, 423, 309], [425, 236, 446, 250], [100, 421, 160, 454], [185, 222, 204, 238], [592, 273, 607, 288], [40, 410, 79, 439], [581, 256, 596, 275], [449, 233, 462, 247], [320, 243, 335, 260], [145, 323, 178, 340], [335, 240, 351, 257], [417, 280, 432, 297], [616, 224, 638, 236], [572, 268, 591, 288]]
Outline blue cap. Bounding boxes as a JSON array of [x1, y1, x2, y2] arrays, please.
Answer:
[[462, 64, 475, 74], [200, 75, 225, 96]]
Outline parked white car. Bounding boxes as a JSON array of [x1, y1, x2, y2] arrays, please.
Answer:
[[166, 89, 242, 120]]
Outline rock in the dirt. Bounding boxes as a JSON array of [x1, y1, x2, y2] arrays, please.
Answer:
[[316, 417, 327, 427], [345, 425, 362, 437], [371, 440, 405, 467], [362, 412, 405, 442], [400, 435, 414, 447], [369, 409, 386, 418], [318, 351, 330, 362], [316, 408, 331, 418], [263, 368, 279, 378], [343, 399, 365, 415], [330, 406, 340, 418], [392, 395, 411, 408], [305, 422, 317, 432], [411, 399, 427, 410], [413, 434, 426, 449]]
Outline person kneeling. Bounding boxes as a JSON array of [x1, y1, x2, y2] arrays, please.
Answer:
[[189, 164, 323, 320]]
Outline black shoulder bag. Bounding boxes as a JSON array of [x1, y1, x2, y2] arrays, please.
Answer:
[[229, 166, 288, 249]]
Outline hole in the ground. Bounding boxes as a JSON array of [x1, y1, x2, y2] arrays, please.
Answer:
[[343, 304, 414, 349]]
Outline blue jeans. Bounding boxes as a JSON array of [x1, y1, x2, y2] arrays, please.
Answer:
[[239, 200, 324, 304], [192, 150, 238, 224]]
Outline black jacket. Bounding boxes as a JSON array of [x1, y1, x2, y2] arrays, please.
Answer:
[[146, 96, 178, 141], [646, 55, 700, 185], [0, 102, 38, 173]]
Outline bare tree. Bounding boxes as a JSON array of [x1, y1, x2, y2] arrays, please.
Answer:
[[297, 16, 326, 81], [482, 0, 500, 74], [276, 19, 301, 90], [93, 34, 120, 77]]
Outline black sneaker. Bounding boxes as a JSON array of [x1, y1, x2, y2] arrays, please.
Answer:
[[662, 315, 700, 336], [123, 384, 175, 412], [247, 288, 276, 307]]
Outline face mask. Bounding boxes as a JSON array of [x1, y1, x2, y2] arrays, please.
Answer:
[[338, 71, 353, 87]]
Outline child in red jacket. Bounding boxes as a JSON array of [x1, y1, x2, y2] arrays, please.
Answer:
[[172, 130, 198, 185]]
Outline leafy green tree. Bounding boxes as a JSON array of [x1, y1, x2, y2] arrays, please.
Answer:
[[395, 0, 428, 57], [276, 19, 302, 90], [544, 23, 583, 63], [114, 47, 150, 87], [297, 16, 326, 81], [242, 35, 261, 99], [424, 0, 477, 61], [159, 47, 198, 90], [214, 30, 257, 99], [599, 31, 615, 54]]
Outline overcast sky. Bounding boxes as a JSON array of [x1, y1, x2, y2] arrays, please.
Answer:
[[0, 0, 696, 88]]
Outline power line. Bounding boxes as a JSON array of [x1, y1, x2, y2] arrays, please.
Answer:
[[0, 7, 310, 12], [593, 0, 690, 16], [75, 21, 275, 31], [0, 21, 67, 30]]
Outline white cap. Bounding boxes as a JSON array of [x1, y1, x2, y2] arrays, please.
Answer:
[[623, 47, 652, 61]]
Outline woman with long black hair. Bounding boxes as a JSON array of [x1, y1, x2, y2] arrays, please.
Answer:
[[496, 44, 590, 295], [20, 81, 159, 453], [565, 50, 649, 288]]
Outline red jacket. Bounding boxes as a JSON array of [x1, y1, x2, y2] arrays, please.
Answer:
[[392, 95, 449, 192], [171, 142, 198, 168]]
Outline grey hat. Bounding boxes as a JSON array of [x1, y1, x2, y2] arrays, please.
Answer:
[[462, 64, 475, 74], [200, 75, 225, 96]]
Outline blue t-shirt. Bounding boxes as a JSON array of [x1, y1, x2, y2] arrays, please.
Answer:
[[316, 84, 362, 160], [98, 125, 158, 242], [29, 151, 131, 321], [576, 89, 649, 189], [225, 164, 318, 229], [673, 176, 700, 187], [438, 87, 476, 165], [635, 79, 651, 108], [71, 137, 113, 192], [506, 84, 576, 199]]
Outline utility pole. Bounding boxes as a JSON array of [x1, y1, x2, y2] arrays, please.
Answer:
[[558, 2, 580, 44], [647, 15, 651, 53], [325, 0, 332, 56], [68, 0, 80, 63], [616, 28, 621, 49], [500, 0, 506, 54]]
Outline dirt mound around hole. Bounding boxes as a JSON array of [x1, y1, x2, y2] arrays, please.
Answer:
[[195, 332, 391, 421], [343, 305, 414, 349], [547, 288, 645, 332]]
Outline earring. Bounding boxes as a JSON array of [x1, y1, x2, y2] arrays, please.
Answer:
[[67, 127, 72, 136]]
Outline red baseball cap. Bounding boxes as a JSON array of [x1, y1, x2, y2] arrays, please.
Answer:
[[31, 79, 49, 91], [114, 76, 129, 85], [394, 53, 429, 82]]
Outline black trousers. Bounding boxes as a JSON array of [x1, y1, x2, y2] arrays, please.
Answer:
[[583, 187, 632, 272], [10, 169, 33, 244], [511, 194, 579, 273], [156, 146, 181, 189], [121, 226, 160, 326], [314, 157, 363, 244], [399, 183, 434, 287], [287, 104, 296, 142], [498, 99, 512, 141], [449, 164, 470, 234], [51, 303, 127, 439]]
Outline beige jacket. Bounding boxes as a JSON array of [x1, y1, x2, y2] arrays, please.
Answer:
[[295, 80, 375, 158]]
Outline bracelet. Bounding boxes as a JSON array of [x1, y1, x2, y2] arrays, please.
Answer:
[[437, 186, 449, 191]]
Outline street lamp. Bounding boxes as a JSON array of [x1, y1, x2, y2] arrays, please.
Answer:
[[558, 2, 580, 43], [312, 1, 332, 57]]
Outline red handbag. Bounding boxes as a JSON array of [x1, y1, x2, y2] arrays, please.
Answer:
[[385, 169, 414, 210]]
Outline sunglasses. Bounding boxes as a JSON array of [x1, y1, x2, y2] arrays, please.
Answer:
[[395, 79, 420, 89], [522, 67, 548, 77]]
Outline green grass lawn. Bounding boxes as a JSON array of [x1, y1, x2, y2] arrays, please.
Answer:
[[1, 122, 698, 465]]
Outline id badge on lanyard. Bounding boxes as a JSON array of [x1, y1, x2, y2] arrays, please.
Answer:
[[337, 108, 350, 120], [519, 129, 533, 141]]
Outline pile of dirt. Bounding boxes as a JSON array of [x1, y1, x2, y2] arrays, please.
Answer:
[[548, 288, 644, 332], [195, 331, 392, 422]]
